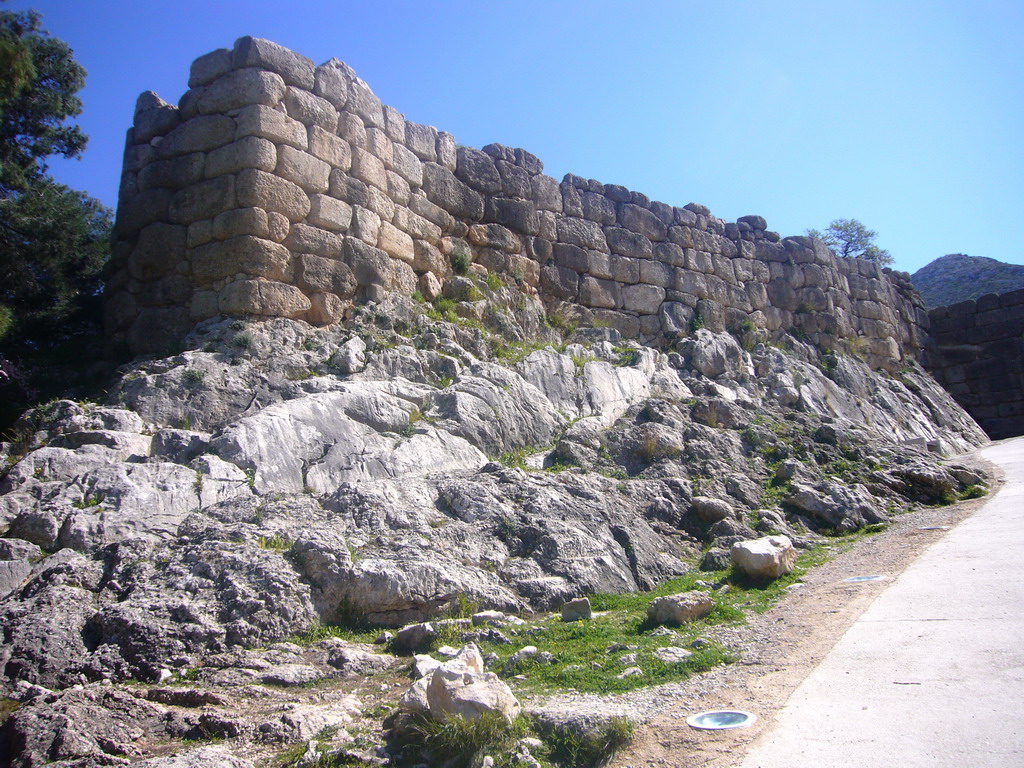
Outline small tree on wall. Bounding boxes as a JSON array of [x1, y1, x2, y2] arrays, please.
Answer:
[[806, 219, 893, 266]]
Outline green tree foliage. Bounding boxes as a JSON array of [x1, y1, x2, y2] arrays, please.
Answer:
[[806, 218, 893, 266], [0, 8, 112, 424]]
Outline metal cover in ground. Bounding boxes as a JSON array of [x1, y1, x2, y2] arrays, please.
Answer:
[[686, 710, 757, 730], [844, 575, 885, 582]]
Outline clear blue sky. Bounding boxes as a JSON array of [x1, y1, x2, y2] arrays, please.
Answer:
[[10, 0, 1023, 274]]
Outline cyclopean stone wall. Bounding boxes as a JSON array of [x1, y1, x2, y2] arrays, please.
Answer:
[[106, 37, 928, 370], [926, 288, 1024, 439]]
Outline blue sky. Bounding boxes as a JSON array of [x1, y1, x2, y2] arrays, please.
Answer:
[[10, 0, 1023, 274]]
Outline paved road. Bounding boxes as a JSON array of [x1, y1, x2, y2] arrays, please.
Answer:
[[738, 437, 1024, 767]]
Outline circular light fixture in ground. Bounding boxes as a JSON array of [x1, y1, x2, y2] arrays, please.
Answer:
[[686, 710, 757, 730], [917, 526, 948, 531], [844, 575, 885, 583]]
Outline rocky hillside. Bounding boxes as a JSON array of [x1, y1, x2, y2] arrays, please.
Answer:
[[911, 253, 1024, 308], [0, 294, 989, 766]]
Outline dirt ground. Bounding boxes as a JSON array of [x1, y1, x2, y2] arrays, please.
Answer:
[[608, 451, 1001, 768]]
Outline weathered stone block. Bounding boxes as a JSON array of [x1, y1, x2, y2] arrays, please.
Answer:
[[298, 254, 356, 297], [609, 255, 640, 284], [135, 274, 191, 307], [592, 310, 640, 338], [540, 265, 579, 299], [134, 104, 181, 144], [197, 68, 286, 114], [309, 195, 352, 232], [389, 143, 423, 188], [168, 175, 235, 224], [659, 302, 695, 336], [640, 259, 674, 288], [219, 277, 311, 317], [351, 146, 388, 190], [344, 237, 414, 293], [622, 283, 665, 314], [137, 153, 205, 191], [337, 112, 367, 148], [352, 206, 381, 245], [606, 227, 653, 259], [495, 160, 532, 199], [557, 217, 608, 252], [212, 207, 270, 240], [531, 174, 562, 213], [128, 223, 187, 281], [157, 115, 235, 158], [348, 78, 385, 128], [406, 122, 438, 161], [653, 241, 685, 267], [308, 125, 351, 170], [581, 191, 616, 225], [365, 127, 394, 168], [190, 290, 219, 321], [436, 131, 457, 170], [192, 235, 293, 284], [116, 188, 173, 232], [387, 170, 411, 205], [236, 169, 311, 222], [284, 223, 346, 258], [314, 58, 353, 108], [468, 223, 520, 253], [619, 203, 667, 241], [553, 243, 589, 273], [455, 147, 502, 195], [307, 291, 346, 325], [284, 86, 338, 131], [378, 221, 415, 264], [580, 276, 619, 309], [188, 48, 232, 88], [187, 219, 213, 248], [413, 240, 447, 275], [483, 197, 540, 236], [232, 36, 315, 89], [205, 136, 276, 178], [394, 208, 442, 243], [267, 211, 290, 243], [127, 306, 192, 355], [276, 145, 330, 193], [422, 163, 484, 221], [235, 104, 307, 150]]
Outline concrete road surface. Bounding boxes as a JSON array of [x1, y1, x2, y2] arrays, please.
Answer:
[[738, 437, 1024, 767]]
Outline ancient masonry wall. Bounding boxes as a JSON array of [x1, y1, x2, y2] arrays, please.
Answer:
[[106, 37, 928, 370], [926, 289, 1024, 439]]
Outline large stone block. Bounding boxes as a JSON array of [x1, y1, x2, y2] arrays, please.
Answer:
[[197, 68, 286, 114], [128, 223, 188, 281], [284, 223, 346, 258], [192, 235, 293, 284], [308, 194, 352, 232], [390, 142, 424, 187], [483, 197, 540, 236], [540, 265, 579, 300], [276, 145, 330, 193], [284, 86, 338, 131], [308, 125, 351, 170], [436, 131, 458, 171], [344, 237, 413, 293], [134, 274, 191, 307], [168, 175, 236, 224], [365, 127, 394, 167], [387, 170, 412, 205], [495, 160, 532, 199], [469, 223, 521, 254], [556, 217, 608, 252], [351, 146, 388, 190], [205, 136, 276, 178], [364, 185, 396, 222], [609, 255, 640, 284], [422, 163, 484, 221], [307, 291, 346, 325], [731, 536, 796, 581], [619, 203, 668, 241], [581, 191, 617, 225], [455, 147, 502, 195], [219, 278, 311, 317], [127, 307, 192, 354], [378, 221, 415, 264], [580, 276, 619, 309], [410, 193, 455, 231], [232, 36, 315, 89], [531, 174, 562, 213], [212, 207, 270, 240], [236, 168, 311, 222], [347, 78, 385, 128], [406, 122, 438, 161], [188, 48, 232, 88], [352, 206, 381, 245], [136, 153, 205, 191], [640, 259, 674, 288], [157, 115, 235, 158], [338, 112, 367, 147], [606, 227, 653, 259], [134, 104, 181, 144], [622, 283, 665, 314], [313, 58, 353, 108], [298, 254, 356, 297], [394, 208, 442, 244], [553, 243, 589, 272], [235, 104, 307, 150]]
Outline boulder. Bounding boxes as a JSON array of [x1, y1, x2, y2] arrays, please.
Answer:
[[401, 644, 520, 722], [560, 597, 592, 622], [646, 591, 714, 626], [731, 535, 797, 581], [691, 496, 734, 524]]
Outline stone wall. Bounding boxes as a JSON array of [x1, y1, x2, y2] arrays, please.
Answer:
[[106, 37, 928, 370], [926, 289, 1024, 439]]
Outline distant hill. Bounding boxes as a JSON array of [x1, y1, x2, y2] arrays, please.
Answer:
[[911, 254, 1024, 308]]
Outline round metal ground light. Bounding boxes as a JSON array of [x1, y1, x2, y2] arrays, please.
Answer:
[[685, 710, 757, 730]]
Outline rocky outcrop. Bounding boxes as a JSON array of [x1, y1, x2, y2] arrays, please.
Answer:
[[912, 253, 1024, 309], [108, 37, 927, 373]]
